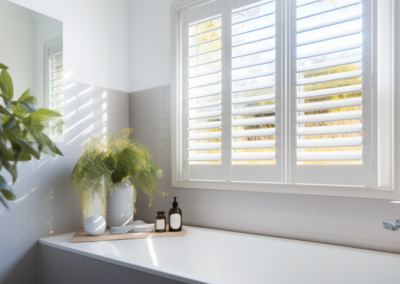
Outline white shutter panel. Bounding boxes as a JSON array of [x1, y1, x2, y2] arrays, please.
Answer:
[[291, 0, 373, 186], [230, 0, 281, 182], [48, 42, 64, 115], [184, 0, 223, 180]]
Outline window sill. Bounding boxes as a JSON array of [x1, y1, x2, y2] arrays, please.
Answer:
[[171, 179, 400, 201]]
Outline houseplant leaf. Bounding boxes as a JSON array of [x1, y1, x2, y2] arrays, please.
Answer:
[[0, 69, 13, 99]]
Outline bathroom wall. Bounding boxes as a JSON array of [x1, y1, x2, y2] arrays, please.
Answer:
[[8, 0, 131, 93], [1, 1, 130, 283], [130, 85, 400, 255], [0, 82, 129, 284]]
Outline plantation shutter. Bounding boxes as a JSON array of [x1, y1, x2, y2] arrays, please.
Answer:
[[230, 0, 282, 182], [290, 0, 373, 185], [184, 0, 224, 180], [48, 42, 64, 115]]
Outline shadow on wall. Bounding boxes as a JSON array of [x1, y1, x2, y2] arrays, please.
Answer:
[[1, 79, 129, 283]]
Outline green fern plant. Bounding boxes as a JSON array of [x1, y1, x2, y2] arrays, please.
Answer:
[[0, 63, 63, 210], [71, 128, 164, 217]]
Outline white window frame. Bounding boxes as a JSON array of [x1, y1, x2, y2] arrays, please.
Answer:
[[171, 0, 400, 200]]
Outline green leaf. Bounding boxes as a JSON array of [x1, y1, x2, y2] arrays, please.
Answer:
[[3, 149, 31, 162], [17, 89, 31, 102], [0, 69, 13, 100], [20, 101, 37, 113], [0, 63, 9, 70], [2, 160, 17, 184], [39, 132, 63, 156], [8, 136, 40, 160], [30, 108, 61, 118], [0, 176, 15, 200], [3, 117, 15, 129], [11, 105, 29, 117]]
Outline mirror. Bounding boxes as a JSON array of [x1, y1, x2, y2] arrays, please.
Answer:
[[0, 1, 63, 129]]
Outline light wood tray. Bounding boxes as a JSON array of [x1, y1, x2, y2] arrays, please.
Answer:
[[71, 225, 186, 243]]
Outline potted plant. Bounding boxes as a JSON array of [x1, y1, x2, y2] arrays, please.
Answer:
[[71, 128, 164, 226], [0, 63, 63, 210]]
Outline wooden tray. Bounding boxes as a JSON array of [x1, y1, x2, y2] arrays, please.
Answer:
[[71, 225, 186, 243]]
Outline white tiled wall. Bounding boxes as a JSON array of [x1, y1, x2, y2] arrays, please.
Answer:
[[130, 85, 400, 255], [0, 80, 129, 284]]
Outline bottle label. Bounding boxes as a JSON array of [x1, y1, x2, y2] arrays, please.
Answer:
[[170, 213, 181, 229], [156, 219, 165, 230]]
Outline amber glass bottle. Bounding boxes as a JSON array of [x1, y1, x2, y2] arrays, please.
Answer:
[[155, 211, 166, 232], [169, 197, 182, 232]]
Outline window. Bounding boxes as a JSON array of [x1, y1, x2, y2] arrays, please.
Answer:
[[44, 38, 64, 142], [171, 0, 399, 198]]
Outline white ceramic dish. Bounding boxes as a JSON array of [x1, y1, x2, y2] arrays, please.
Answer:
[[109, 220, 154, 234]]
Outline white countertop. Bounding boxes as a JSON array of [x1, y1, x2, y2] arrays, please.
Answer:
[[39, 226, 400, 284]]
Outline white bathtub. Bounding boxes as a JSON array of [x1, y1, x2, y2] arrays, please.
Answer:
[[39, 226, 400, 284]]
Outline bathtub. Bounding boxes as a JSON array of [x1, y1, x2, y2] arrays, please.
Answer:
[[39, 226, 400, 284]]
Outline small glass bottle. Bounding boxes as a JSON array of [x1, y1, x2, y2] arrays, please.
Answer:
[[155, 211, 166, 232]]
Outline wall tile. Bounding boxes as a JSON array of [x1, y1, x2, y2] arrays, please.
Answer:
[[85, 257, 110, 284], [0, 162, 30, 245], [110, 264, 141, 284], [62, 251, 85, 284], [353, 239, 395, 254], [395, 243, 400, 254], [103, 88, 129, 133], [64, 81, 80, 119], [52, 156, 80, 197], [253, 192, 282, 229], [79, 114, 95, 146], [145, 86, 165, 121], [153, 155, 165, 189], [204, 207, 227, 230], [0, 241, 33, 284], [141, 272, 179, 284], [164, 86, 170, 119], [281, 194, 314, 233], [30, 156, 54, 198], [0, 192, 29, 245], [280, 230, 315, 243], [40, 245, 64, 284], [204, 190, 227, 230], [30, 194, 81, 240], [59, 116, 82, 156], [314, 196, 353, 238], [78, 84, 97, 119], [395, 205, 400, 244], [131, 119, 148, 146], [314, 234, 353, 248], [146, 119, 164, 156], [181, 189, 204, 226], [353, 199, 395, 243], [129, 90, 148, 123], [164, 118, 171, 155], [227, 191, 253, 228], [253, 226, 282, 238]]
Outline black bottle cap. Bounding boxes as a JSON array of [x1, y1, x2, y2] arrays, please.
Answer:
[[157, 211, 165, 214], [173, 197, 178, 208]]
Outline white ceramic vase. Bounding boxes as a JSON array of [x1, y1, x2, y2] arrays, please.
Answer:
[[106, 182, 134, 227]]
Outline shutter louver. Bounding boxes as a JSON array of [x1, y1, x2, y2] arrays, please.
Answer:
[[295, 0, 363, 166], [231, 0, 276, 164], [48, 48, 64, 115], [186, 3, 223, 165]]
